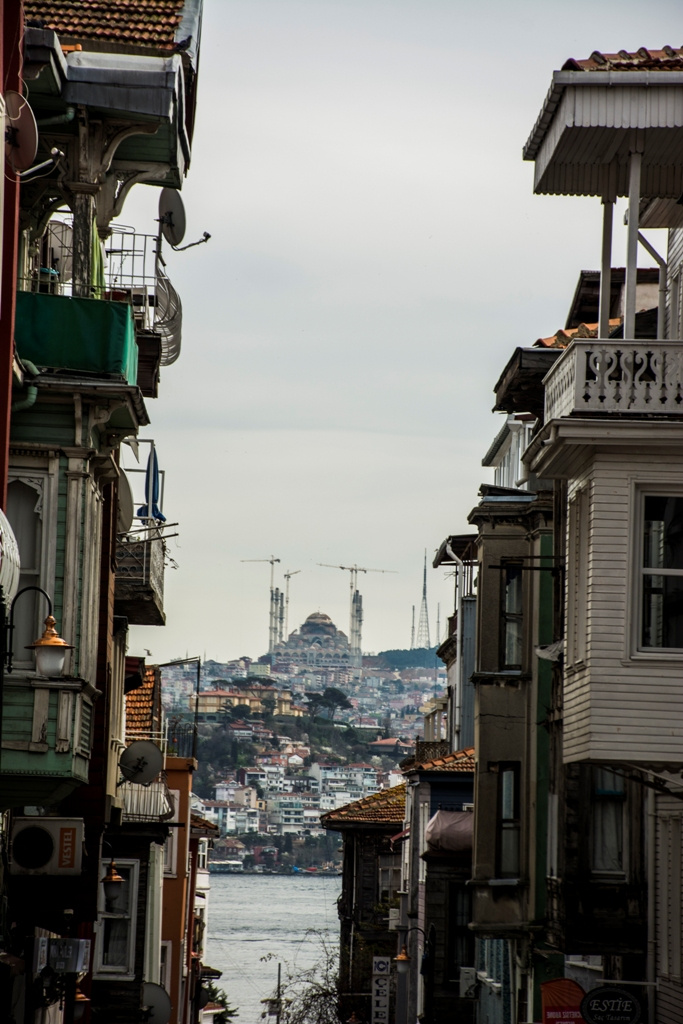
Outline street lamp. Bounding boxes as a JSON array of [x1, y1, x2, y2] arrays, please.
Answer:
[[3, 586, 72, 675], [101, 858, 124, 907], [393, 944, 411, 976]]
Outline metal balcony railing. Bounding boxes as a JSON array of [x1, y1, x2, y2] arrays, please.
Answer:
[[544, 339, 683, 420], [121, 770, 175, 822], [115, 535, 166, 626]]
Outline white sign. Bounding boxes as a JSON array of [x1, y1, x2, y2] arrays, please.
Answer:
[[372, 957, 391, 1024]]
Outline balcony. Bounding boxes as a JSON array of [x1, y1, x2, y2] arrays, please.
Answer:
[[0, 675, 95, 810], [14, 290, 138, 384], [544, 339, 683, 420], [121, 771, 175, 823], [115, 536, 166, 626]]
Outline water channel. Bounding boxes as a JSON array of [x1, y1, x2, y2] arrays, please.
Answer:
[[205, 874, 342, 1022]]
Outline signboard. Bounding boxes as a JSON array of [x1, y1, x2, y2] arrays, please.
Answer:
[[542, 978, 586, 1023], [371, 956, 391, 1024], [581, 987, 641, 1024]]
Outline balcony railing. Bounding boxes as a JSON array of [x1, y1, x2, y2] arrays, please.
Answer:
[[544, 340, 683, 420], [115, 535, 166, 626], [121, 770, 175, 822]]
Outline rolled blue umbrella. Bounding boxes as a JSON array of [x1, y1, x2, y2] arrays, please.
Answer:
[[137, 447, 166, 522]]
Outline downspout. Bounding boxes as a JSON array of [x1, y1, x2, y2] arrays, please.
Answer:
[[37, 106, 75, 127], [446, 540, 464, 749], [637, 232, 667, 339], [646, 788, 656, 1024], [11, 359, 41, 412]]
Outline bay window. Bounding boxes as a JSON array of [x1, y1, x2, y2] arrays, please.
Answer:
[[641, 495, 683, 649]]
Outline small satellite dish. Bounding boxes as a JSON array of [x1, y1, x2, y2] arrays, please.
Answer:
[[159, 188, 186, 247], [119, 740, 163, 786], [45, 220, 73, 284], [142, 983, 172, 1024], [5, 91, 38, 172], [117, 469, 135, 535]]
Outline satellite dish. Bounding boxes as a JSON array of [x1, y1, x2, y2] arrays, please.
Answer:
[[142, 983, 172, 1024], [119, 740, 163, 786], [159, 188, 186, 247], [45, 220, 73, 284], [5, 91, 38, 172], [117, 469, 135, 534]]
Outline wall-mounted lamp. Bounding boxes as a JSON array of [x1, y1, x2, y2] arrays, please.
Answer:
[[101, 859, 124, 907], [393, 944, 411, 976], [3, 586, 72, 675], [73, 986, 90, 1021]]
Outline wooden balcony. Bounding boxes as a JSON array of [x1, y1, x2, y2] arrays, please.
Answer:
[[1, 675, 96, 809], [544, 339, 683, 420], [115, 536, 165, 626]]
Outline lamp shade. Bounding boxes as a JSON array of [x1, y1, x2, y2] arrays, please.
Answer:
[[101, 859, 124, 904], [26, 615, 73, 677], [393, 944, 411, 975]]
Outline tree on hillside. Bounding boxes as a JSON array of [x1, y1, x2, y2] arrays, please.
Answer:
[[305, 691, 328, 720], [261, 695, 276, 717], [322, 687, 352, 721]]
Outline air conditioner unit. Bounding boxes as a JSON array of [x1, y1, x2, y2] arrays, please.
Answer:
[[463, 803, 474, 812], [10, 817, 84, 875], [459, 966, 478, 999]]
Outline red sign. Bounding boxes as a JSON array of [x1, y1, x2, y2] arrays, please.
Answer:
[[542, 979, 587, 1024], [58, 827, 77, 869]]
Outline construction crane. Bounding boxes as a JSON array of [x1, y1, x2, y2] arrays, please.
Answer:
[[317, 563, 397, 673], [282, 570, 301, 640], [241, 555, 280, 653]]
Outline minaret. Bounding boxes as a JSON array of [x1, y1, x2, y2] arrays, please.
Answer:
[[416, 551, 431, 649]]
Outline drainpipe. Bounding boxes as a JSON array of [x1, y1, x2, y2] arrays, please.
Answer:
[[646, 788, 656, 1024], [11, 359, 41, 412], [37, 106, 75, 127], [637, 232, 667, 340], [446, 540, 464, 749]]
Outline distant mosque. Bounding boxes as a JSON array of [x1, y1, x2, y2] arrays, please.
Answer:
[[269, 612, 352, 677]]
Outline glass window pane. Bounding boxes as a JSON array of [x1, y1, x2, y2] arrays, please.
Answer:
[[102, 918, 130, 967], [500, 825, 520, 876], [644, 497, 683, 569], [642, 574, 683, 648], [504, 619, 523, 667], [504, 568, 523, 614], [501, 770, 516, 820], [592, 801, 623, 873]]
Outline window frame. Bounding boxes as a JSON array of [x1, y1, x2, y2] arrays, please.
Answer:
[[590, 768, 627, 879], [500, 562, 524, 671], [636, 490, 683, 654], [93, 858, 139, 979], [495, 761, 521, 879]]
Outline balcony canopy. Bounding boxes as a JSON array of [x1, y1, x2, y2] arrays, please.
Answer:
[[524, 48, 683, 199]]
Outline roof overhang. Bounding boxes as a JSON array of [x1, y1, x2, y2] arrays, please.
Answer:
[[524, 71, 683, 198], [432, 534, 477, 567], [493, 347, 562, 418]]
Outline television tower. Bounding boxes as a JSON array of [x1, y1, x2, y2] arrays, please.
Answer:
[[416, 551, 431, 649], [410, 605, 415, 649]]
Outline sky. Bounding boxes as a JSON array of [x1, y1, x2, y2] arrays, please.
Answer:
[[122, 0, 679, 664]]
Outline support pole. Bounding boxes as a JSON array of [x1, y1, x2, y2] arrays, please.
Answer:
[[599, 199, 614, 339], [624, 150, 642, 338]]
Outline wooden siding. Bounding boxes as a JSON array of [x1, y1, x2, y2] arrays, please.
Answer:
[[563, 451, 683, 764]]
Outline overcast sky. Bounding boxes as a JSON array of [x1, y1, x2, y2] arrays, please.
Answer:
[[122, 0, 678, 664]]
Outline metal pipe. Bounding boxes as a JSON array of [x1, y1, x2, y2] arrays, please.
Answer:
[[599, 200, 614, 338], [637, 232, 667, 339], [624, 151, 642, 338], [37, 106, 75, 127], [11, 359, 41, 413]]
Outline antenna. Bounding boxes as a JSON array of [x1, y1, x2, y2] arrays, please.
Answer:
[[317, 563, 397, 675], [119, 740, 163, 786], [283, 570, 301, 638], [4, 91, 38, 172], [241, 556, 281, 653], [158, 188, 186, 247], [435, 603, 441, 647], [410, 605, 415, 649], [416, 550, 431, 649]]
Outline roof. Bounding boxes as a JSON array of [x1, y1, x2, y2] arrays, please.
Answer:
[[321, 784, 406, 829], [432, 534, 478, 567], [24, 1, 186, 52], [535, 320, 622, 349], [563, 47, 683, 73], [493, 347, 562, 419], [405, 747, 475, 773], [190, 813, 219, 836], [125, 666, 159, 735]]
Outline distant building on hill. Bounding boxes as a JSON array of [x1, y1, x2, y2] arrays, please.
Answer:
[[269, 612, 353, 684]]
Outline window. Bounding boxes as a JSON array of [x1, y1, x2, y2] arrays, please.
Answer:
[[567, 490, 588, 665], [641, 495, 683, 649], [94, 859, 139, 978], [197, 839, 208, 870], [591, 769, 625, 875], [496, 762, 520, 878], [501, 565, 523, 669], [7, 479, 47, 670], [447, 883, 474, 981]]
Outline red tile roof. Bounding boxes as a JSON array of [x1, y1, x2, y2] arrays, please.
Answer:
[[24, 0, 185, 52], [321, 784, 405, 829], [408, 747, 475, 773], [563, 47, 683, 72], [535, 320, 622, 349], [125, 666, 158, 734]]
